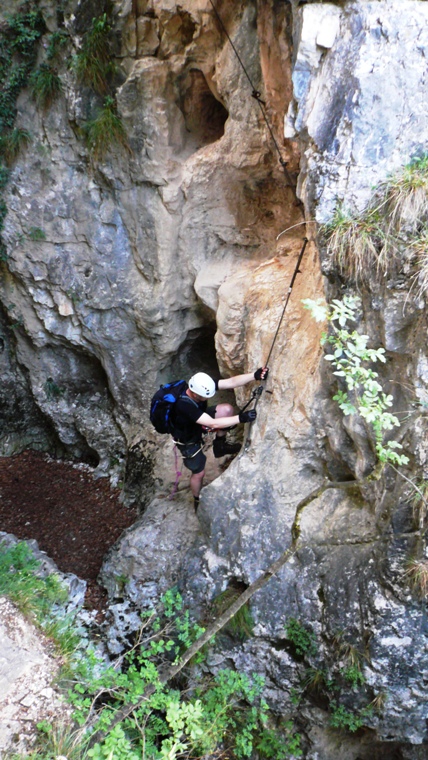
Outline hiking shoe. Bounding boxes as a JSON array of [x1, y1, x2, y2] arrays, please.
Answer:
[[213, 437, 241, 458], [194, 496, 200, 513]]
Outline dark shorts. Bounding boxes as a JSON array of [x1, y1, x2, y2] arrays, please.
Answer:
[[178, 442, 206, 474], [177, 406, 217, 474]]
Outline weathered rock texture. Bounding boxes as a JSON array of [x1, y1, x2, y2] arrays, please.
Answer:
[[0, 596, 71, 757], [0, 0, 299, 483], [2, 0, 428, 758]]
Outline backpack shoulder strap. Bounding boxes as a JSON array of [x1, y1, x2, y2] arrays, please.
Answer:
[[178, 392, 199, 409]]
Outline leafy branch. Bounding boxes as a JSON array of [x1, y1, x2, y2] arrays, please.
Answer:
[[303, 295, 409, 467]]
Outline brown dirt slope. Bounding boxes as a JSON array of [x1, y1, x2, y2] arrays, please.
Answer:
[[0, 450, 137, 609]]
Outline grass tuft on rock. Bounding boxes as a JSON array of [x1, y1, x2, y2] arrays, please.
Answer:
[[322, 154, 428, 288], [0, 541, 67, 622], [74, 13, 115, 95], [0, 127, 30, 165], [83, 96, 130, 161], [30, 63, 62, 109], [381, 155, 428, 233], [404, 557, 428, 597]]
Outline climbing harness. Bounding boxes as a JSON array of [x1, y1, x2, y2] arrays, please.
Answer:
[[169, 440, 206, 499], [208, 0, 304, 213], [169, 431, 218, 498], [242, 237, 308, 451]]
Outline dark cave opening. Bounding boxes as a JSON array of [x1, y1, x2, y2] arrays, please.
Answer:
[[180, 69, 229, 147], [163, 323, 221, 384]]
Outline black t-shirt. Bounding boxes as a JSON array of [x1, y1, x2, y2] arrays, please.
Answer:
[[171, 382, 218, 443]]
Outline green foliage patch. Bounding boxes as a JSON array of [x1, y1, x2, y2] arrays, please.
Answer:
[[63, 590, 300, 760], [303, 294, 409, 468], [329, 701, 369, 733], [0, 551, 301, 760], [285, 617, 317, 657], [0, 540, 67, 625], [0, 8, 45, 132]]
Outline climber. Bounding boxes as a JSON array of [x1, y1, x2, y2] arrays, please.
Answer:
[[172, 367, 268, 511]]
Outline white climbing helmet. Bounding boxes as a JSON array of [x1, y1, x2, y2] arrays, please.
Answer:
[[188, 372, 216, 398]]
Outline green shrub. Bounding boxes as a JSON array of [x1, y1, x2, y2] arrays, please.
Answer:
[[329, 701, 371, 733], [6, 9, 45, 57], [342, 664, 366, 688], [256, 723, 303, 759], [285, 618, 317, 658], [64, 589, 299, 760], [0, 545, 299, 760], [303, 295, 409, 468]]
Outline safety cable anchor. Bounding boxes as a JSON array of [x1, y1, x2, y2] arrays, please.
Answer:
[[251, 89, 266, 105]]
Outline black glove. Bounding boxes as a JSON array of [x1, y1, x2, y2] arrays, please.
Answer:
[[254, 366, 269, 381], [239, 409, 257, 423]]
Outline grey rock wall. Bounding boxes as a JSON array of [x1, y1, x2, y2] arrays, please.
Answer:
[[286, 0, 428, 221], [0, 0, 297, 486], [101, 2, 428, 757], [2, 0, 428, 756]]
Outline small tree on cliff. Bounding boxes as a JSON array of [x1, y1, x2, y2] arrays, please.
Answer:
[[303, 294, 409, 468]]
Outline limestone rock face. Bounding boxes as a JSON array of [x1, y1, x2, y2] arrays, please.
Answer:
[[3, 0, 428, 756], [286, 0, 428, 221], [100, 2, 428, 757], [0, 0, 298, 482]]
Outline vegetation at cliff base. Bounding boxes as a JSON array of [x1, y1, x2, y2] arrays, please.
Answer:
[[0, 540, 69, 639], [0, 543, 301, 760]]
